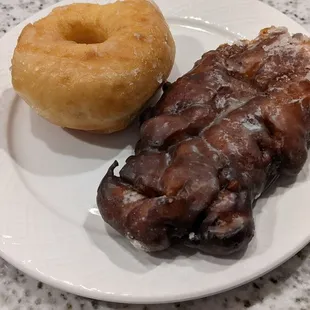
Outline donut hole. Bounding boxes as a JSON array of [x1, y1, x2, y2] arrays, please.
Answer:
[[64, 23, 106, 44]]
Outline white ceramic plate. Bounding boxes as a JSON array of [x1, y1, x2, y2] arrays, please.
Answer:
[[0, 0, 309, 304]]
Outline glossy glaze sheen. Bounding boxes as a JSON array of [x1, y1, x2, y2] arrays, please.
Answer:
[[98, 27, 310, 255]]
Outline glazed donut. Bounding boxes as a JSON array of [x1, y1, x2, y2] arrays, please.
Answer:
[[11, 0, 175, 133]]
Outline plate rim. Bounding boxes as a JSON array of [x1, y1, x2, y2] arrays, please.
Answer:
[[0, 234, 309, 304]]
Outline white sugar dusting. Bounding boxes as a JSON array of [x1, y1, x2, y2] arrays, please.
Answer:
[[189, 232, 195, 240], [241, 116, 263, 132], [208, 71, 227, 87], [270, 107, 281, 122], [305, 71, 310, 81], [126, 233, 168, 252], [267, 26, 288, 34], [203, 97, 252, 132], [254, 106, 262, 117], [157, 73, 163, 84], [222, 133, 242, 155], [194, 93, 211, 106], [165, 153, 172, 165], [134, 33, 141, 39], [204, 141, 221, 156], [242, 121, 262, 131], [123, 190, 145, 204], [290, 98, 302, 104], [215, 96, 227, 109], [191, 145, 203, 156], [233, 39, 247, 47], [132, 68, 140, 76], [188, 232, 200, 241], [261, 31, 302, 58], [195, 98, 205, 105], [162, 121, 169, 129]]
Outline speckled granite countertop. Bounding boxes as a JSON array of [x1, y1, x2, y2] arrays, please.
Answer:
[[0, 0, 310, 309]]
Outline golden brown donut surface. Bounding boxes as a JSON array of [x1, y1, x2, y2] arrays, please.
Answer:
[[11, 0, 176, 133]]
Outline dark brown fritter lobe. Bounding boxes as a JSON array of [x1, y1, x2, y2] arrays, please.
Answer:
[[97, 27, 310, 255]]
